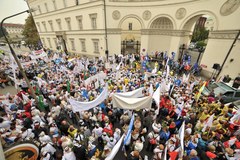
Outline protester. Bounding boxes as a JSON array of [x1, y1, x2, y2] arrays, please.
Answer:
[[0, 49, 239, 160]]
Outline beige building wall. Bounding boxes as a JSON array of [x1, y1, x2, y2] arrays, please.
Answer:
[[28, 0, 240, 78]]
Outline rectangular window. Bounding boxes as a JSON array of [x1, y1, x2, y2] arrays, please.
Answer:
[[38, 5, 42, 14], [48, 20, 54, 31], [65, 18, 71, 30], [92, 39, 99, 53], [53, 0, 57, 10], [56, 19, 62, 30], [44, 3, 48, 12], [89, 14, 97, 29], [92, 18, 97, 29], [80, 39, 86, 52], [42, 21, 47, 31], [129, 23, 132, 30], [63, 0, 67, 8], [76, 16, 83, 30], [70, 39, 76, 51], [47, 38, 52, 48]]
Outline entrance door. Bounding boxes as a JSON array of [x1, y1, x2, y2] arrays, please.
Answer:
[[121, 40, 141, 55]]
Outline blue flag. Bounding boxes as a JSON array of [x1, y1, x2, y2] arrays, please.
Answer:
[[123, 114, 135, 145], [188, 55, 191, 64]]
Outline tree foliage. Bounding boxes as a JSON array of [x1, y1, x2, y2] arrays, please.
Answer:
[[191, 28, 209, 43], [22, 15, 39, 47], [196, 41, 207, 49], [0, 26, 8, 38]]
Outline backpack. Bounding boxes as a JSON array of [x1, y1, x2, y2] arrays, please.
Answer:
[[149, 137, 157, 145]]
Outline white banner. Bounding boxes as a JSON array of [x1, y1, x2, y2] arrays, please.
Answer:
[[112, 95, 152, 110], [69, 85, 108, 113], [114, 87, 144, 98], [84, 72, 106, 86]]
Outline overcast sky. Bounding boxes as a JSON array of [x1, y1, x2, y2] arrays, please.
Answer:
[[0, 0, 29, 24]]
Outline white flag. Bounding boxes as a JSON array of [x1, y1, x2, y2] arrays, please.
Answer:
[[153, 86, 161, 116], [179, 121, 185, 154], [149, 84, 154, 96], [230, 109, 240, 126], [116, 62, 122, 71], [176, 101, 184, 119], [22, 93, 30, 103], [202, 114, 215, 132], [166, 65, 170, 80], [151, 66, 157, 74], [105, 135, 124, 160]]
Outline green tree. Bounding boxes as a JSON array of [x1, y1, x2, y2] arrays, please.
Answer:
[[191, 28, 209, 42], [0, 26, 8, 38], [22, 15, 39, 47], [196, 41, 207, 49]]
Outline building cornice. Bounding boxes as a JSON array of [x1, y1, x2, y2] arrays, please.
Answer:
[[208, 30, 240, 40], [32, 2, 103, 19], [141, 29, 191, 36], [107, 28, 122, 34]]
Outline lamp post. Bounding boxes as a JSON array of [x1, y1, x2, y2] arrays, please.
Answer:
[[196, 47, 205, 64], [103, 0, 109, 61], [0, 10, 38, 102], [179, 44, 186, 62]]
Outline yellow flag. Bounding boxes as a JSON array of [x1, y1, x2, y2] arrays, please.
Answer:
[[196, 81, 207, 102]]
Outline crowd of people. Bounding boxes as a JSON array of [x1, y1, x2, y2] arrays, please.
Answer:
[[0, 50, 240, 160]]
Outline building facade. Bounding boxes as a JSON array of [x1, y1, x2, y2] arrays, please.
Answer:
[[2, 23, 24, 41], [27, 0, 240, 78]]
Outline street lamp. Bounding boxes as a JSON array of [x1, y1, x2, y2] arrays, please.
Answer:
[[0, 9, 38, 102], [196, 47, 205, 64], [179, 44, 186, 62]]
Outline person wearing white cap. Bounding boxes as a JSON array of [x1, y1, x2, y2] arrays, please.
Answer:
[[39, 131, 51, 144], [62, 146, 76, 160], [21, 127, 34, 141], [134, 139, 144, 152], [113, 128, 121, 142], [41, 141, 56, 156], [101, 132, 110, 144], [92, 123, 103, 138], [106, 136, 116, 149]]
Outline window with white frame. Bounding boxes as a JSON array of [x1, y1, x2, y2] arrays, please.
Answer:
[[76, 16, 83, 30], [89, 14, 97, 29], [47, 38, 52, 48], [63, 0, 67, 8], [44, 3, 49, 12], [92, 39, 99, 53], [56, 19, 62, 30], [52, 0, 57, 10], [36, 22, 41, 32], [38, 5, 42, 14], [70, 38, 76, 51], [65, 17, 71, 30], [42, 21, 47, 31], [48, 20, 54, 31], [80, 39, 86, 52]]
